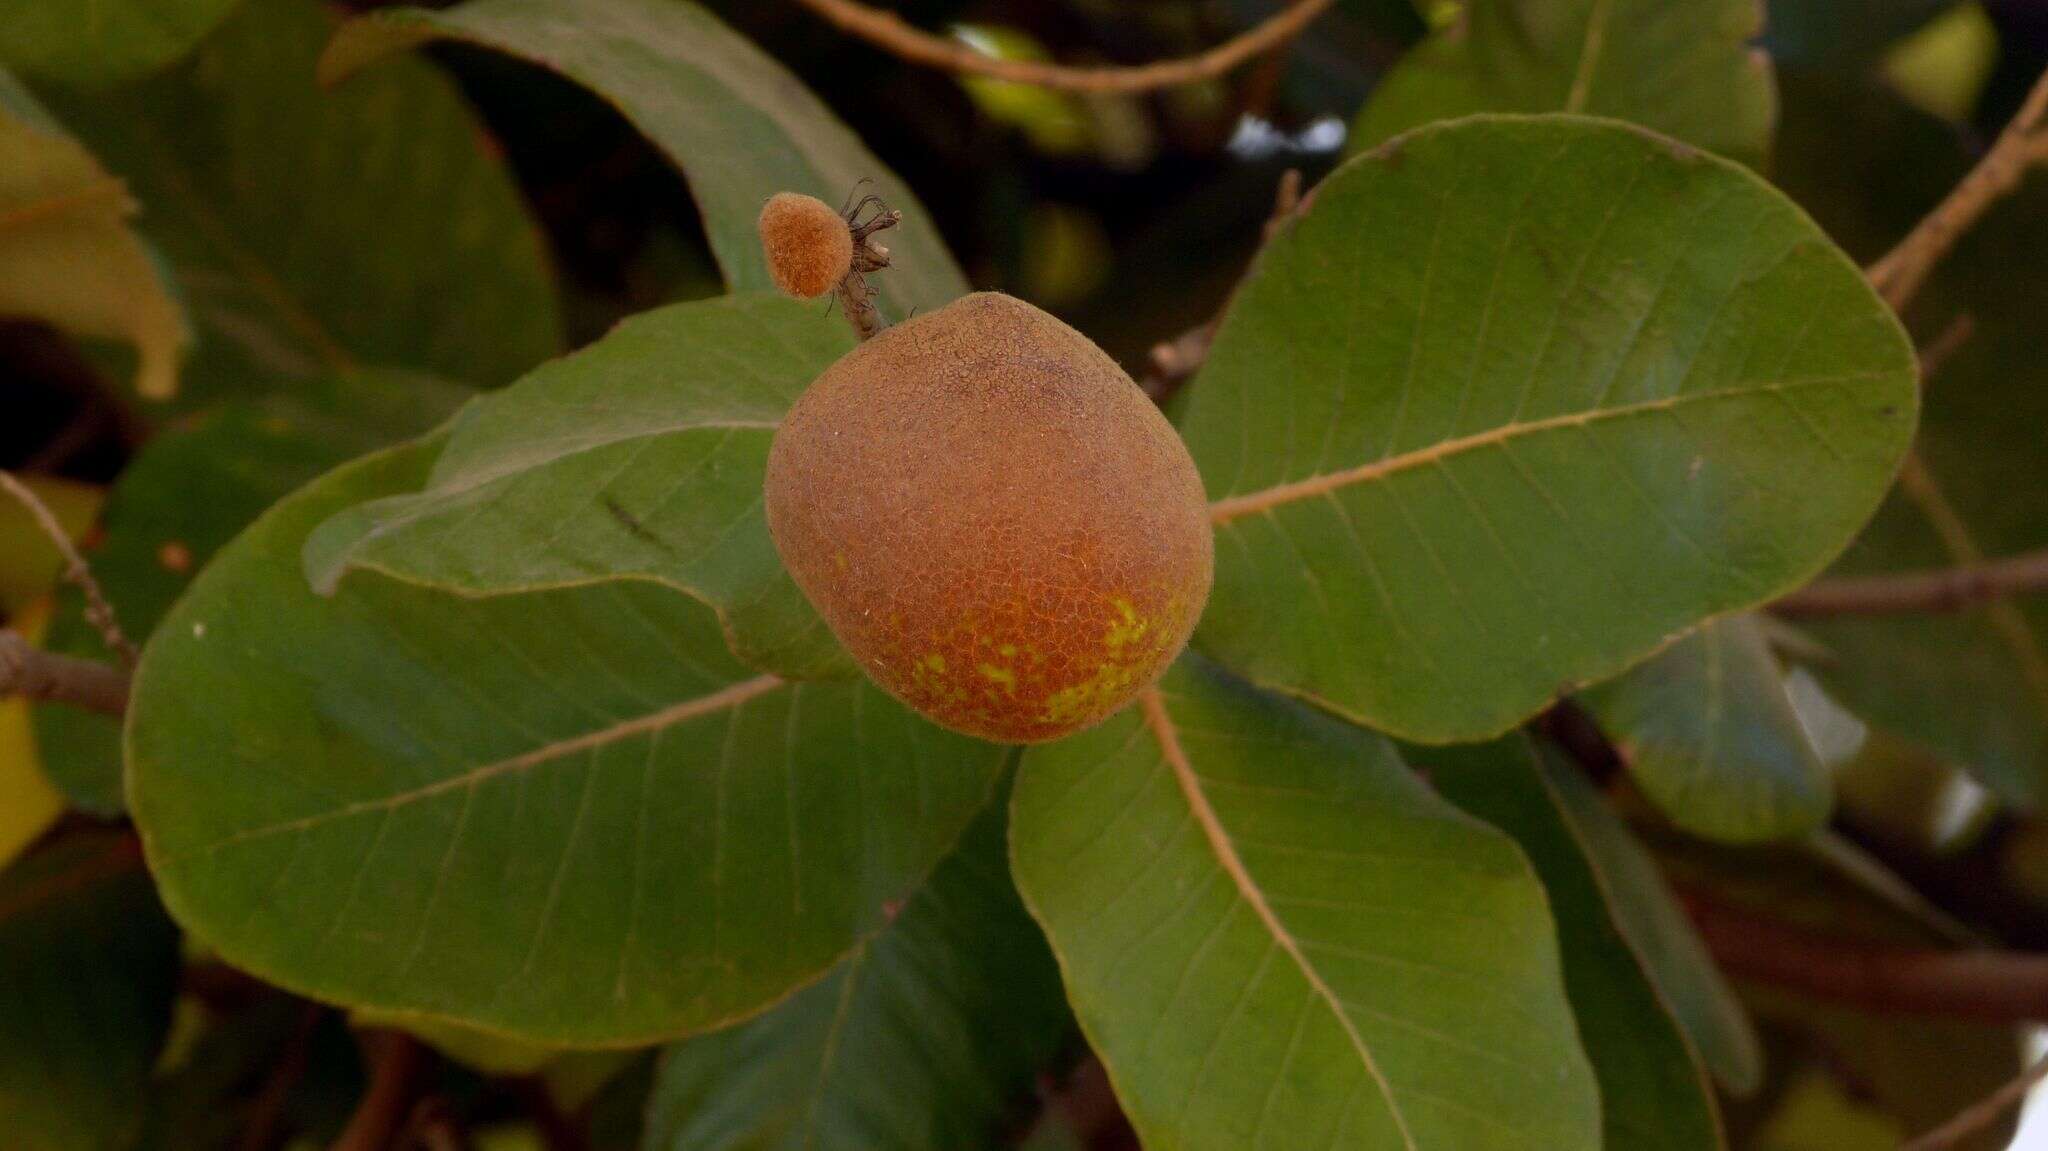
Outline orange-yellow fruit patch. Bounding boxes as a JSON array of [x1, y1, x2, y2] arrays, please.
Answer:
[[765, 292, 1213, 742]]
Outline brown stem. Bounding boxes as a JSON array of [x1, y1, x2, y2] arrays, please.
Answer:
[[834, 206, 899, 342], [1685, 893, 2048, 1022], [1902, 1053, 2048, 1151], [792, 0, 1334, 94], [0, 831, 142, 924], [1773, 547, 2048, 616], [0, 630, 130, 715], [330, 1030, 426, 1151], [0, 469, 135, 665], [1868, 67, 2048, 312]]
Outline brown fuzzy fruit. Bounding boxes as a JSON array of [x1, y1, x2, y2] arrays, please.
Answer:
[[758, 192, 854, 299], [766, 292, 1213, 743]]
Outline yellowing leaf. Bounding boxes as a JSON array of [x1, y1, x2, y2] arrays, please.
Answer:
[[0, 606, 69, 872], [0, 71, 187, 398], [0, 474, 100, 617]]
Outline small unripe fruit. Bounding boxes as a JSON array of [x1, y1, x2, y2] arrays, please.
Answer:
[[766, 292, 1213, 742], [758, 192, 854, 299]]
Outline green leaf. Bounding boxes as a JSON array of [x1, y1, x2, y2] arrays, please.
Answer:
[[0, 832, 181, 1151], [0, 0, 242, 89], [0, 69, 188, 398], [647, 778, 1069, 1150], [303, 294, 854, 680], [43, 0, 559, 407], [1352, 0, 1776, 167], [1413, 734, 1723, 1148], [1510, 743, 1761, 1092], [128, 436, 1006, 1045], [321, 0, 968, 320], [1011, 656, 1599, 1150], [1771, 76, 2048, 808], [36, 371, 471, 815], [1181, 115, 1918, 743], [1581, 614, 1833, 843]]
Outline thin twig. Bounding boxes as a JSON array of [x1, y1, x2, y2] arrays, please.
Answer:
[[793, 0, 1334, 93], [331, 1031, 426, 1151], [1868, 67, 2048, 312], [1684, 893, 2048, 1022], [1901, 1053, 2048, 1151], [0, 469, 134, 665], [1915, 311, 1977, 386], [1773, 547, 2048, 616], [0, 631, 130, 715]]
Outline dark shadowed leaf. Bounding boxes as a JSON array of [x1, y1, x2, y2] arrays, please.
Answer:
[[303, 294, 855, 680], [1011, 656, 1599, 1150], [1413, 733, 1723, 1148], [1352, 0, 1776, 166], [1513, 748, 1762, 1092], [44, 0, 558, 407], [1764, 0, 1951, 70], [0, 0, 241, 89], [1181, 115, 1917, 743], [128, 437, 1005, 1045], [36, 371, 471, 814], [0, 832, 180, 1151], [321, 0, 968, 320], [646, 783, 1069, 1150], [1582, 614, 1833, 843]]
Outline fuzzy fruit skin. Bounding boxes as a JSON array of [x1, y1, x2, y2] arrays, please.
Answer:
[[766, 292, 1213, 743], [758, 192, 853, 299]]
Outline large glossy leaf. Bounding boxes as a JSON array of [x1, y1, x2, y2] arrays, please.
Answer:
[[1771, 75, 2048, 807], [36, 371, 471, 815], [44, 0, 558, 406], [0, 70, 187, 398], [1011, 656, 1599, 1150], [1413, 734, 1722, 1148], [1181, 115, 1918, 743], [321, 0, 968, 321], [1352, 0, 1776, 166], [647, 779, 1069, 1150], [0, 0, 242, 89], [128, 437, 1005, 1045], [1582, 614, 1833, 843], [0, 832, 181, 1151], [303, 294, 854, 680]]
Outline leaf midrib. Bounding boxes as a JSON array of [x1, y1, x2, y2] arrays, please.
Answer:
[[155, 672, 784, 868], [1141, 688, 1420, 1149], [1208, 370, 1890, 523]]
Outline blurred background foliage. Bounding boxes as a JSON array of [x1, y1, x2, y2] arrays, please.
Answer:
[[9, 0, 2048, 1148]]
